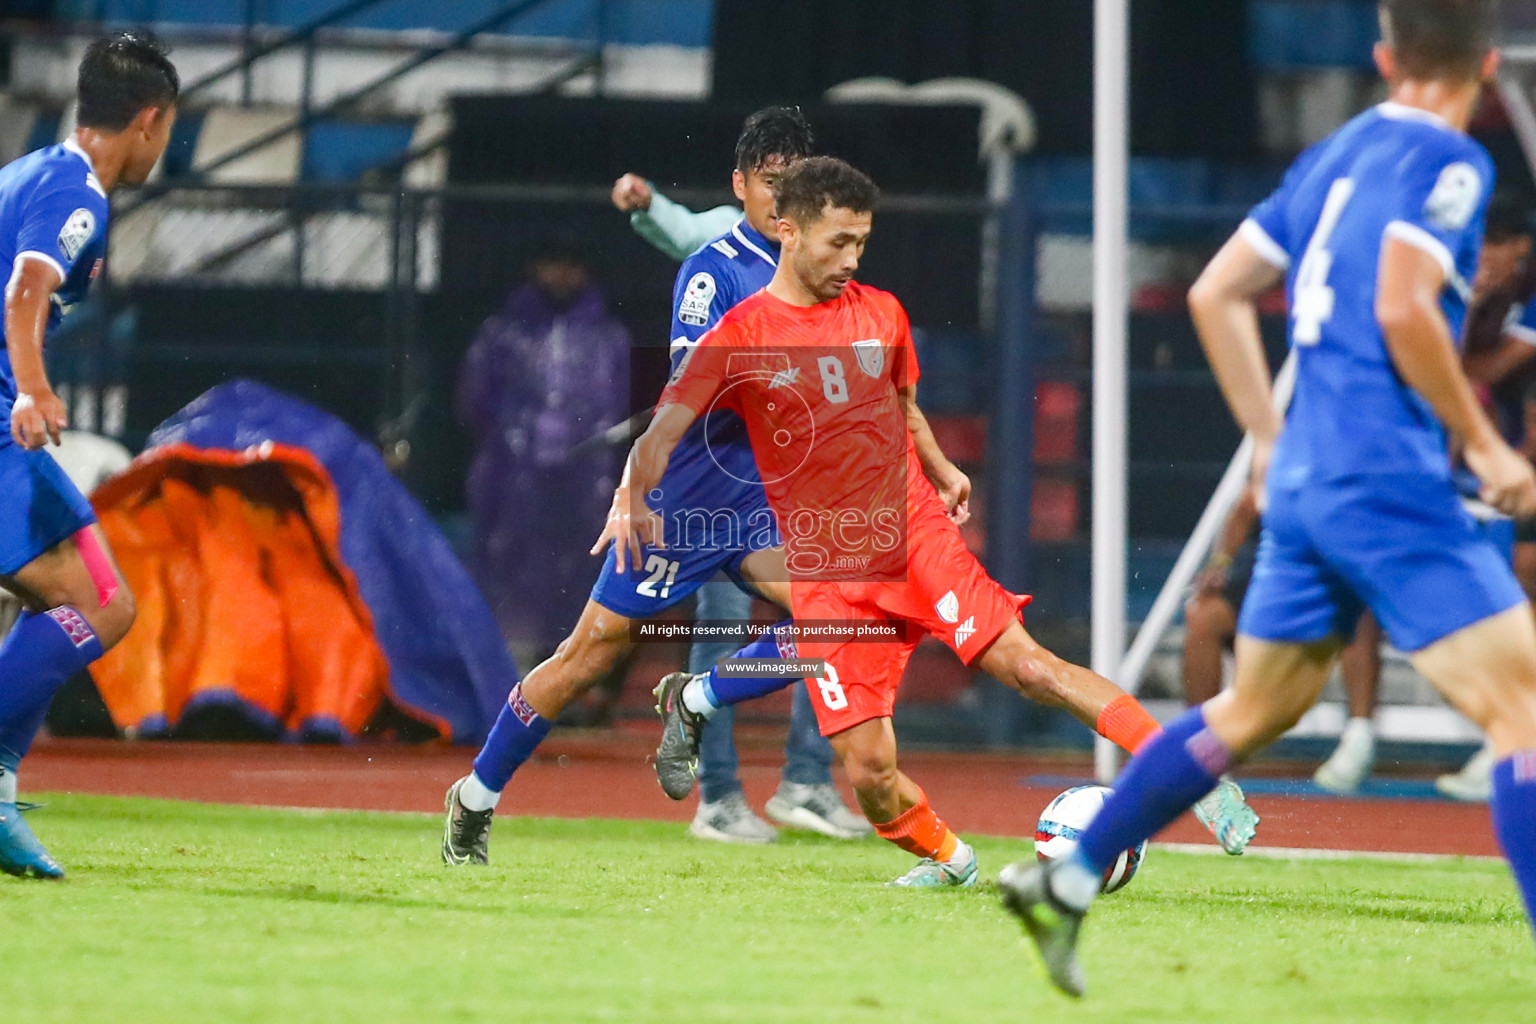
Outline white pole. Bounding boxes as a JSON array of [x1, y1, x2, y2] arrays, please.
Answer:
[[1496, 76, 1536, 175], [1091, 0, 1130, 783]]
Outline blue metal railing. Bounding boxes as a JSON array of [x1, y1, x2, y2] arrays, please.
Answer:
[[114, 0, 596, 218]]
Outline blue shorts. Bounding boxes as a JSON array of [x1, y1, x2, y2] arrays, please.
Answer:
[[588, 447, 780, 619], [0, 433, 98, 577], [1238, 473, 1525, 653]]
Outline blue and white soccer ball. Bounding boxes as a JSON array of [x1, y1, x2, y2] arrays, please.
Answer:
[[1034, 784, 1147, 895]]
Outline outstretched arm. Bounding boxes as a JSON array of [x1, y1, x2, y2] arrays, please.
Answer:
[[613, 173, 740, 262], [1378, 238, 1536, 517], [4, 257, 66, 449], [898, 383, 970, 523], [1188, 233, 1287, 504], [591, 402, 700, 572]]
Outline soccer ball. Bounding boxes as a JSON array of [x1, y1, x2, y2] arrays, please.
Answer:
[[1033, 784, 1146, 895]]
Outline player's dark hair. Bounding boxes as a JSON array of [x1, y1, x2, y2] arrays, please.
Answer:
[[1379, 0, 1497, 81], [76, 32, 179, 132], [774, 156, 879, 226], [1485, 193, 1536, 242], [734, 106, 814, 175]]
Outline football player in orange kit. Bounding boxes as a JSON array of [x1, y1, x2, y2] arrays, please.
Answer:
[[597, 157, 1258, 885]]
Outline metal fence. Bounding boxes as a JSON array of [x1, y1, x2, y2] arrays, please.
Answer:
[[43, 170, 1472, 750], [76, 177, 1005, 504]]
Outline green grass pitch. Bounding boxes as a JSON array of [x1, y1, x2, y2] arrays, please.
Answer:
[[1, 794, 1530, 1023]]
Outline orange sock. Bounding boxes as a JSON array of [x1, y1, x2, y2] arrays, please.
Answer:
[[1097, 694, 1161, 754], [874, 790, 960, 861]]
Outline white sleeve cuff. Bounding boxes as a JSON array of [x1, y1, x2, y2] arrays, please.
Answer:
[[1239, 219, 1290, 270], [1508, 321, 1536, 348], [1383, 221, 1455, 278], [12, 250, 66, 283]]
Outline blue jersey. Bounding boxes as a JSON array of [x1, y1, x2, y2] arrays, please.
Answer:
[[0, 139, 110, 403], [1235, 103, 1525, 654], [665, 218, 779, 492], [1244, 102, 1493, 487], [0, 139, 108, 574], [588, 217, 781, 617]]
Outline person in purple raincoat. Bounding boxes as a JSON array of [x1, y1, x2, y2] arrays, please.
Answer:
[[457, 240, 629, 665]]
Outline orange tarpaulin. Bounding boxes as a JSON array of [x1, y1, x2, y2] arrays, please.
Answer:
[[90, 442, 399, 739]]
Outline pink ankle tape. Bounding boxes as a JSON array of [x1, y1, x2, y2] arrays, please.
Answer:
[[74, 528, 119, 609]]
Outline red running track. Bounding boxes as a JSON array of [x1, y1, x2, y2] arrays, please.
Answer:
[[20, 728, 1501, 858]]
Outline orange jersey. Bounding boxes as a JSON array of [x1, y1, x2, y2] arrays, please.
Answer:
[[658, 281, 947, 580]]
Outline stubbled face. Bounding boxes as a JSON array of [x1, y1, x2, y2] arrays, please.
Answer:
[[783, 204, 872, 302], [1475, 236, 1532, 297], [733, 155, 791, 237], [121, 105, 176, 186]]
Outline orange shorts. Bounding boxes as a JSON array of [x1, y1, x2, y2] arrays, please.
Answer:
[[791, 513, 1031, 736]]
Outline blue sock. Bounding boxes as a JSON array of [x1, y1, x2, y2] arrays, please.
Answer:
[[0, 698, 54, 772], [1491, 753, 1536, 931], [470, 682, 553, 793], [703, 620, 799, 707], [1076, 707, 1231, 875], [0, 609, 103, 770]]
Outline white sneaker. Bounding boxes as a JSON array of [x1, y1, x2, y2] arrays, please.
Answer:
[[1314, 718, 1376, 794], [1436, 741, 1495, 803], [689, 793, 778, 844], [765, 782, 873, 840]]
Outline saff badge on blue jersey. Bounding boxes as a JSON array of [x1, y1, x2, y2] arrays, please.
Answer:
[[679, 272, 716, 326], [57, 207, 96, 262], [1425, 162, 1481, 232]]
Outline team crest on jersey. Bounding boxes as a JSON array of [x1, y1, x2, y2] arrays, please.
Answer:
[[1424, 162, 1481, 231], [935, 590, 960, 624], [57, 207, 96, 262], [851, 338, 885, 377], [679, 272, 716, 326]]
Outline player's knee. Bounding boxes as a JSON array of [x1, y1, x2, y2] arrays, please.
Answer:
[[1450, 676, 1536, 743], [1184, 594, 1229, 639], [92, 584, 136, 652], [553, 626, 626, 677], [844, 752, 899, 798], [1210, 686, 1308, 752], [835, 731, 899, 797], [535, 628, 629, 710]]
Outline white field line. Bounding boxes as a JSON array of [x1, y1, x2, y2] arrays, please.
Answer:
[[75, 798, 1508, 864], [1151, 841, 1501, 865]]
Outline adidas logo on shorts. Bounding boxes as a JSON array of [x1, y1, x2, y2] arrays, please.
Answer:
[[954, 616, 976, 647]]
